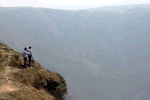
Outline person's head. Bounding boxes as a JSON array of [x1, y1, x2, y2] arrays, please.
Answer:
[[24, 47, 27, 51], [29, 46, 31, 49]]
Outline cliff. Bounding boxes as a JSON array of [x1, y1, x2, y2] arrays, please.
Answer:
[[0, 43, 67, 100]]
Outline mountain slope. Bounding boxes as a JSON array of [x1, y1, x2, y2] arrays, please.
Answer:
[[0, 43, 67, 100], [1, 6, 150, 100]]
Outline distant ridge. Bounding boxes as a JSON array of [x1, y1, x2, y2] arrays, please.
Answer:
[[86, 3, 150, 13]]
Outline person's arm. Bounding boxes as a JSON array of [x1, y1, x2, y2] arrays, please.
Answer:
[[25, 51, 32, 55]]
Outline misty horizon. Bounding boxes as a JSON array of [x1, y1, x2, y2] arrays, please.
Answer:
[[1, 0, 150, 10]]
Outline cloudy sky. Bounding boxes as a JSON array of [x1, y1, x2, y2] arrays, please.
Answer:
[[0, 0, 150, 10]]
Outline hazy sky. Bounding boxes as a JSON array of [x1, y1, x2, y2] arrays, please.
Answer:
[[1, 0, 150, 10]]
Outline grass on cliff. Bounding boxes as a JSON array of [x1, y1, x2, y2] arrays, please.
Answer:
[[0, 43, 11, 52], [10, 54, 67, 100], [0, 43, 68, 100]]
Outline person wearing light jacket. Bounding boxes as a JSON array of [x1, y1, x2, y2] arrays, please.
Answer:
[[22, 47, 32, 68]]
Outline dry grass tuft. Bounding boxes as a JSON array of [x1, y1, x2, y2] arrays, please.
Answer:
[[9, 55, 23, 69], [0, 86, 55, 100], [0, 51, 4, 72], [0, 43, 10, 52], [0, 51, 4, 63]]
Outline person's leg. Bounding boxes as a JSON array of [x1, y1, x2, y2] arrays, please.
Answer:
[[29, 56, 31, 67], [24, 57, 27, 68]]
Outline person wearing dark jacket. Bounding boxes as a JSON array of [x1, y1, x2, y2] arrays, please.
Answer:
[[27, 46, 32, 68], [22, 47, 32, 68]]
